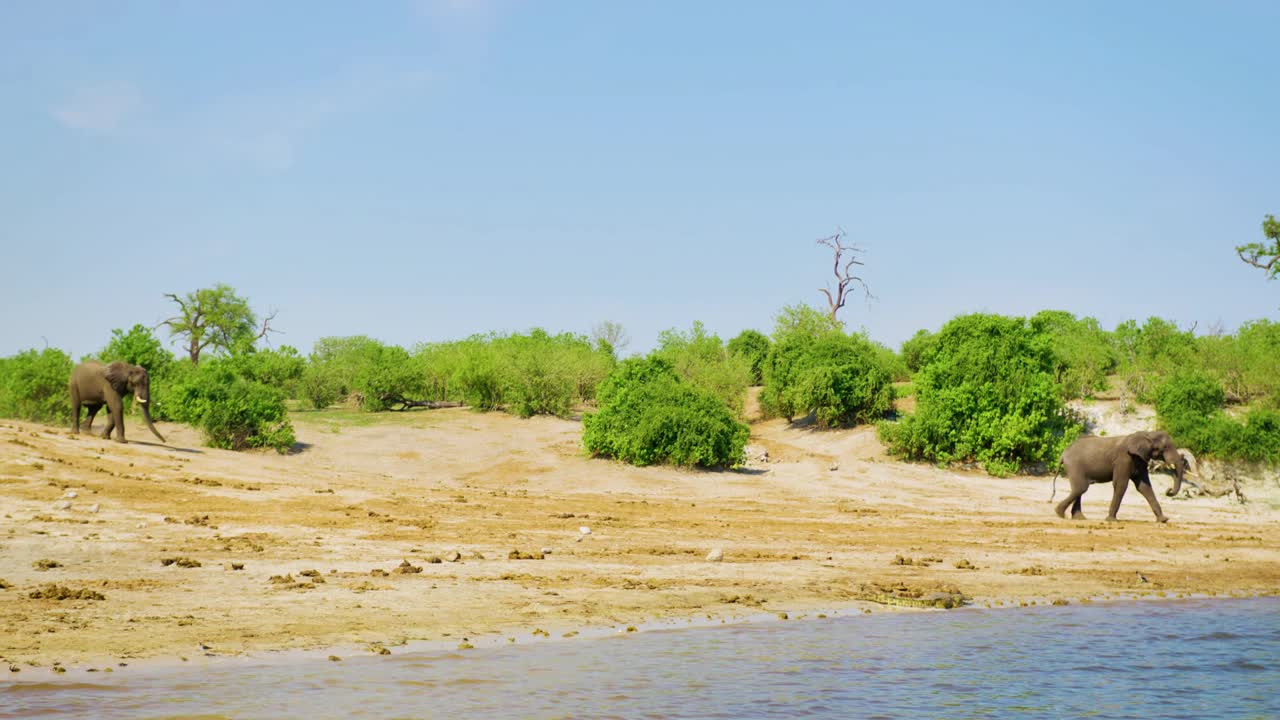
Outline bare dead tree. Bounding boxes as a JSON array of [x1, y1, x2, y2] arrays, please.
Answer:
[[816, 229, 873, 324]]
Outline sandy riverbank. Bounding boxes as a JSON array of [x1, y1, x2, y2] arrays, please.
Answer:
[[2, 407, 1277, 675]]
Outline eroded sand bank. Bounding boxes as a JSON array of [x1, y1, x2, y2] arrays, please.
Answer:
[[2, 409, 1276, 675]]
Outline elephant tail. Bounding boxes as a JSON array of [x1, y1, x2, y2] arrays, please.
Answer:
[[1049, 473, 1060, 503]]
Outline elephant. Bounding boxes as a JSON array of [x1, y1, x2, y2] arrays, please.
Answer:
[[1051, 430, 1186, 523], [69, 361, 165, 444]]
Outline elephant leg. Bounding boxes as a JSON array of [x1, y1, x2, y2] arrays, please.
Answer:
[[84, 404, 102, 433], [1055, 475, 1087, 520], [104, 396, 125, 442], [1133, 477, 1168, 523], [1071, 495, 1085, 520], [1106, 474, 1129, 521], [70, 386, 81, 434]]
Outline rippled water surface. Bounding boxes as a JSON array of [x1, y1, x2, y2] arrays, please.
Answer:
[[3, 598, 1277, 719]]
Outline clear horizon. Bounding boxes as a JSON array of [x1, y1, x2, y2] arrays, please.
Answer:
[[2, 1, 1277, 359]]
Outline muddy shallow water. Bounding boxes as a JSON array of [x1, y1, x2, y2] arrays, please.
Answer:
[[3, 598, 1276, 719]]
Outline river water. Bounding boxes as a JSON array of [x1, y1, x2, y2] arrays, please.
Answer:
[[3, 597, 1277, 719]]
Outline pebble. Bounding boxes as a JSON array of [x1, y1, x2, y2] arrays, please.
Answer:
[[579, 526, 591, 535], [444, 551, 461, 562], [63, 490, 78, 499], [54, 500, 72, 510], [540, 547, 553, 555], [89, 503, 101, 514], [706, 548, 724, 562]]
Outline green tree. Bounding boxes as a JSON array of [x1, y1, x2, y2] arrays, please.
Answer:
[[1236, 214, 1280, 279], [159, 284, 277, 365]]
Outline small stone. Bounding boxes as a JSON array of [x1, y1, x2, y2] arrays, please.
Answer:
[[579, 526, 591, 535], [55, 501, 72, 510], [444, 551, 461, 563], [540, 547, 553, 555], [89, 503, 101, 514], [829, 463, 839, 471], [706, 548, 724, 562], [328, 655, 341, 662], [63, 490, 78, 499]]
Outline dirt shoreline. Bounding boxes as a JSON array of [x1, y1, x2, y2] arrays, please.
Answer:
[[2, 409, 1278, 677]]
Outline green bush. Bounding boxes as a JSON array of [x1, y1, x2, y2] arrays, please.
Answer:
[[878, 313, 1082, 476], [899, 329, 937, 373], [98, 325, 174, 378], [224, 345, 305, 394], [146, 359, 196, 422], [0, 349, 74, 424], [412, 330, 613, 417], [727, 330, 771, 385], [499, 330, 607, 418], [1195, 320, 1280, 406], [305, 336, 387, 403], [1112, 317, 1197, 402], [1154, 371, 1280, 464], [298, 363, 344, 409], [1030, 310, 1117, 399], [871, 340, 910, 383], [655, 322, 752, 415], [582, 357, 749, 468], [763, 333, 894, 427], [165, 361, 295, 452], [352, 344, 425, 412]]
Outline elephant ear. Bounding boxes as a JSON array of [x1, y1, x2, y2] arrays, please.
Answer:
[[103, 362, 131, 391], [1123, 433, 1154, 461]]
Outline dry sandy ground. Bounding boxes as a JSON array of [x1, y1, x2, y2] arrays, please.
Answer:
[[1, 407, 1277, 676]]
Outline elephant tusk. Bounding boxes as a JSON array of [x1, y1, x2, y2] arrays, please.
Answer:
[[137, 398, 148, 404]]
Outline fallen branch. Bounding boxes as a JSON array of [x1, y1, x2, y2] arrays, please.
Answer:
[[377, 394, 465, 412]]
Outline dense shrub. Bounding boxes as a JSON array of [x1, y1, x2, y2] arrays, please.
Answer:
[[899, 329, 937, 373], [1112, 317, 1197, 402], [223, 345, 305, 394], [871, 340, 910, 383], [98, 325, 174, 378], [582, 357, 749, 468], [758, 304, 894, 427], [410, 330, 612, 416], [499, 330, 607, 418], [654, 322, 752, 415], [727, 330, 771, 385], [1030, 310, 1117, 399], [1194, 320, 1280, 406], [301, 336, 388, 406], [1154, 371, 1280, 464], [762, 333, 894, 427], [878, 313, 1082, 476], [298, 363, 344, 409], [0, 349, 74, 423], [351, 344, 426, 412], [165, 360, 295, 452]]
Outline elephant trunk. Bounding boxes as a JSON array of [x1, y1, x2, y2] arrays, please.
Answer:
[[1166, 449, 1188, 497], [139, 400, 166, 443]]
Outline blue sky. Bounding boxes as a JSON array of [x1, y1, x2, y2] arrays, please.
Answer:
[[2, 1, 1277, 359]]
